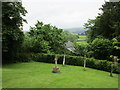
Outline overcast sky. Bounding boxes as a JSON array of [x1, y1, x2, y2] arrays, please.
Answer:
[[22, 0, 106, 31]]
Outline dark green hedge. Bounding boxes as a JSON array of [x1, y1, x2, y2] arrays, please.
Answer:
[[15, 53, 33, 62], [18, 53, 119, 73]]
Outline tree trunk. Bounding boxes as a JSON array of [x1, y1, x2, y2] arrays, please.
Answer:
[[83, 56, 86, 71], [63, 55, 66, 66]]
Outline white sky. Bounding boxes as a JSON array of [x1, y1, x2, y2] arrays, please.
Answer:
[[22, 0, 106, 31]]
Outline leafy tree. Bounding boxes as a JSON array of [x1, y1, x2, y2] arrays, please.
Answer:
[[74, 42, 91, 71], [111, 38, 120, 58], [84, 2, 120, 42], [61, 31, 79, 65], [22, 33, 50, 53], [2, 2, 27, 63], [99, 2, 120, 41], [61, 30, 79, 42], [74, 42, 91, 56], [84, 17, 101, 42], [91, 38, 113, 60], [111, 38, 120, 50], [25, 21, 65, 54], [84, 2, 120, 60]]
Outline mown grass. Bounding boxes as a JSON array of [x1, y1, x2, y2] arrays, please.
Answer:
[[2, 62, 118, 88]]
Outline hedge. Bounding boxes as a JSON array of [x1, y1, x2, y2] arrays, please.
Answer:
[[18, 53, 119, 74]]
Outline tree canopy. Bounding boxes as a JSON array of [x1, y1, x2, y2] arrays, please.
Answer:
[[2, 2, 27, 63], [84, 2, 120, 42], [24, 21, 66, 54]]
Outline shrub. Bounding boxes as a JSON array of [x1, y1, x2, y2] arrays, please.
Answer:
[[15, 53, 33, 62], [19, 53, 119, 73], [91, 38, 113, 60], [74, 42, 90, 56]]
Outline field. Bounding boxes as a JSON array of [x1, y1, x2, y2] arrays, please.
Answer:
[[77, 35, 87, 42], [2, 62, 118, 88]]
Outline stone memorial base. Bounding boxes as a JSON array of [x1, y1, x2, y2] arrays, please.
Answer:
[[52, 66, 60, 73]]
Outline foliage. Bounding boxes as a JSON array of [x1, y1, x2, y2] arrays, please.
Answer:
[[24, 21, 66, 54], [15, 53, 33, 62], [111, 38, 120, 50], [73, 42, 91, 57], [23, 33, 51, 53], [73, 34, 93, 57], [18, 53, 119, 73], [61, 30, 79, 42], [2, 2, 27, 63], [76, 35, 87, 42], [84, 17, 101, 42], [110, 38, 120, 58], [84, 2, 120, 42], [91, 38, 113, 60]]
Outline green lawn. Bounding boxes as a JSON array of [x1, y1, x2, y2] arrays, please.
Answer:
[[2, 62, 118, 88]]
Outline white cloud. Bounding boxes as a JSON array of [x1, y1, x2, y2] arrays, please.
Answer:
[[22, 0, 105, 31]]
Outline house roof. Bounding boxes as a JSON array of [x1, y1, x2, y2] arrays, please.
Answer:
[[65, 41, 73, 48]]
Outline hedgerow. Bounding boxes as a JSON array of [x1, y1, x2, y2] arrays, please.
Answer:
[[18, 53, 119, 73]]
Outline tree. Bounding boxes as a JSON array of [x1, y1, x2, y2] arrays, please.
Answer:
[[74, 42, 90, 56], [91, 38, 113, 60], [2, 2, 27, 63], [84, 2, 120, 42], [62, 55, 66, 66], [61, 30, 79, 42], [112, 38, 120, 50], [61, 31, 79, 66], [26, 21, 65, 54], [74, 42, 91, 71], [84, 17, 101, 43], [111, 38, 120, 58]]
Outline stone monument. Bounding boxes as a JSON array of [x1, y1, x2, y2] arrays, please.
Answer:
[[52, 55, 60, 73]]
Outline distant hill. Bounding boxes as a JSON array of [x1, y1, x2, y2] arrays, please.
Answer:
[[23, 27, 87, 34], [63, 27, 87, 33]]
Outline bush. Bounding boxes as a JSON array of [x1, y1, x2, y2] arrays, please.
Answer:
[[19, 53, 119, 73], [15, 53, 33, 62], [73, 42, 90, 56], [91, 38, 113, 60]]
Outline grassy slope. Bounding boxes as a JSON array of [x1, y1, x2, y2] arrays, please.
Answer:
[[2, 62, 118, 88]]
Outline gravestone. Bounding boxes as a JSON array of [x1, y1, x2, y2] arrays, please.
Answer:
[[52, 55, 60, 73]]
